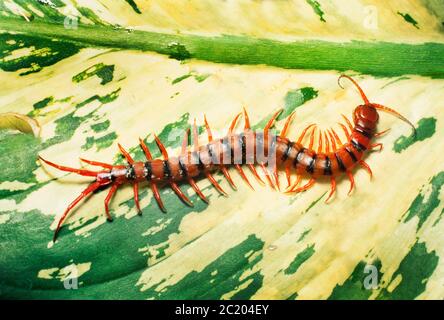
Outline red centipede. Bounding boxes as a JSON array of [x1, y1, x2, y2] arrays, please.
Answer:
[[39, 75, 416, 242]]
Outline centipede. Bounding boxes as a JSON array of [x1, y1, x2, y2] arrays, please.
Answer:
[[39, 75, 416, 242]]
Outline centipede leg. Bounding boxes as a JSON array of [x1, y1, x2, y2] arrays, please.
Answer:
[[206, 172, 228, 196], [220, 166, 237, 190], [358, 160, 373, 179], [188, 178, 209, 203], [297, 124, 316, 144], [139, 137, 153, 160], [139, 138, 167, 212], [228, 112, 242, 134], [280, 111, 296, 138], [285, 165, 292, 188], [328, 130, 337, 150], [235, 164, 254, 190], [330, 128, 343, 146], [264, 109, 283, 137], [346, 171, 355, 195], [205, 116, 237, 190], [53, 181, 104, 241], [227, 113, 255, 189], [338, 122, 350, 140], [118, 144, 141, 211], [273, 167, 280, 191], [247, 164, 265, 186], [290, 178, 316, 194], [308, 126, 317, 149], [170, 182, 194, 207], [259, 163, 275, 190], [369, 143, 383, 151], [105, 182, 119, 220], [325, 177, 336, 203], [263, 111, 284, 189], [240, 109, 264, 186], [286, 174, 302, 193], [151, 183, 166, 213], [317, 130, 323, 153], [118, 143, 135, 164], [182, 126, 209, 202], [374, 129, 390, 137], [341, 114, 354, 133], [154, 135, 169, 159], [192, 119, 199, 152], [204, 115, 213, 142], [181, 128, 190, 154], [133, 182, 142, 214], [324, 132, 330, 153], [243, 107, 251, 130]]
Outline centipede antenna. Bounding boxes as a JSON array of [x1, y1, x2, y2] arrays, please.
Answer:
[[372, 104, 417, 138], [338, 75, 369, 105]]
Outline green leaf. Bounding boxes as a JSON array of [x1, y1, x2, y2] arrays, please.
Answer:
[[0, 0, 443, 300]]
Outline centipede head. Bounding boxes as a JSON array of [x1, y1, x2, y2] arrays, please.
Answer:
[[338, 75, 416, 137]]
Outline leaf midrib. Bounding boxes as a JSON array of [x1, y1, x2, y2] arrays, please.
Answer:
[[1, 17, 444, 78]]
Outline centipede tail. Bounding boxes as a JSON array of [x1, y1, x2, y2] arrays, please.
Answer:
[[40, 75, 417, 242]]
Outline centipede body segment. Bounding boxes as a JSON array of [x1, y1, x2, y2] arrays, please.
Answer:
[[39, 76, 416, 242]]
